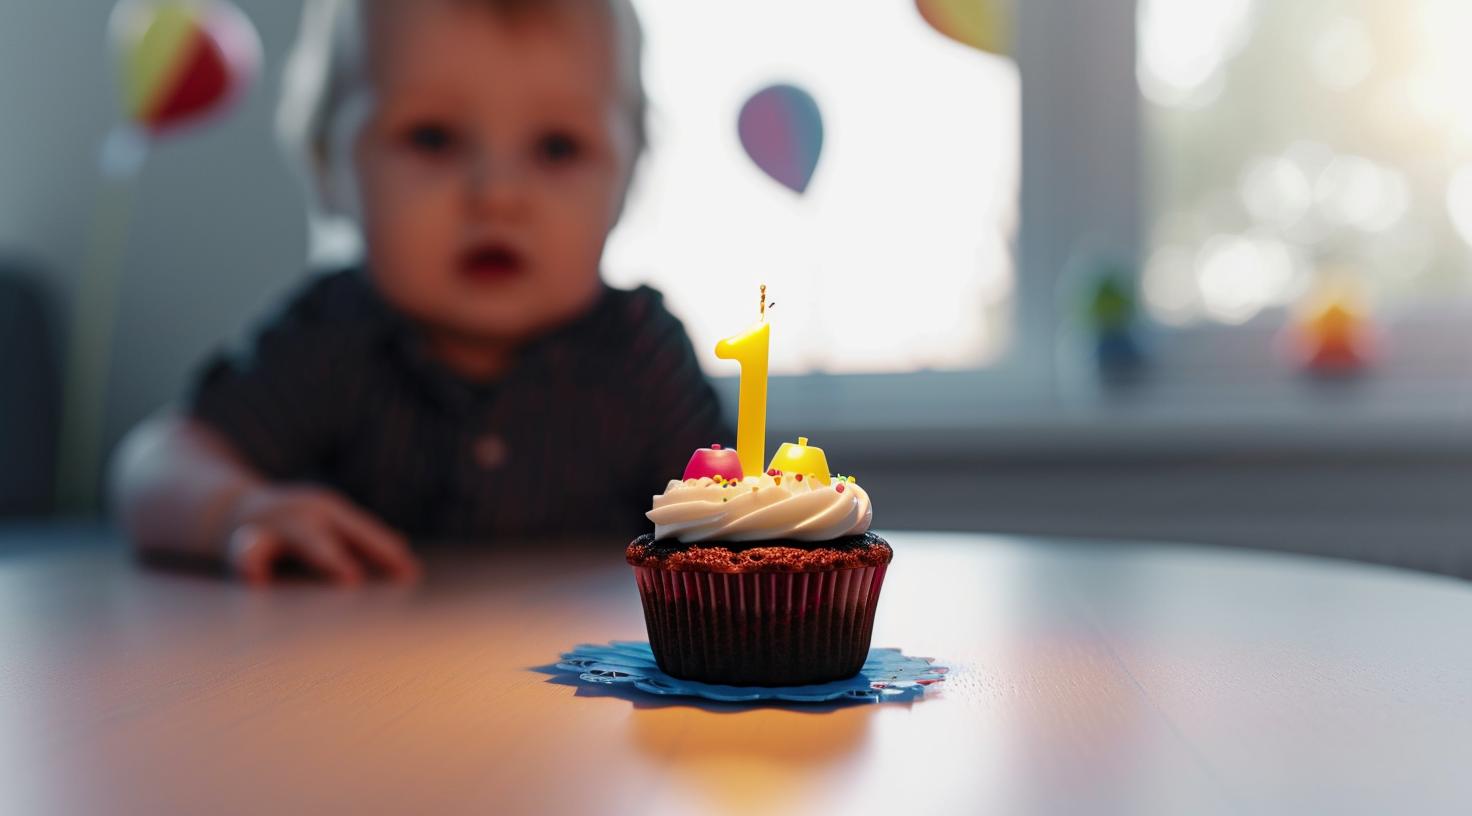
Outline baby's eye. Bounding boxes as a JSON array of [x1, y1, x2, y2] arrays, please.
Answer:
[[404, 122, 457, 155], [537, 131, 581, 164]]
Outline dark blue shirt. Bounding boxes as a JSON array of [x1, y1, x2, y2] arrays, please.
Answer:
[[190, 269, 729, 541]]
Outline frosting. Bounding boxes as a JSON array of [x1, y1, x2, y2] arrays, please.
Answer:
[[647, 472, 872, 542]]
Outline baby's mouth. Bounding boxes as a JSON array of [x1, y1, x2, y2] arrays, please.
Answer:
[[459, 242, 527, 282]]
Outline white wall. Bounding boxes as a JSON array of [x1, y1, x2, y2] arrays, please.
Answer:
[[0, 0, 310, 481]]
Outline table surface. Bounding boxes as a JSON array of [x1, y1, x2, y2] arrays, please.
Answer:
[[3, 525, 1472, 816]]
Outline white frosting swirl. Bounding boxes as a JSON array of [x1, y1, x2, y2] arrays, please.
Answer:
[[647, 473, 872, 542]]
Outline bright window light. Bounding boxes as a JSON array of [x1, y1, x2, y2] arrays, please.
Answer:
[[606, 0, 1019, 375], [1142, 0, 1472, 327]]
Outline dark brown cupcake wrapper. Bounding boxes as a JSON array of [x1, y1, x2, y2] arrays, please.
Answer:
[[631, 564, 888, 686]]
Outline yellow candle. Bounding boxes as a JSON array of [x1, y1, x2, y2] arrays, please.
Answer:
[[714, 294, 771, 480]]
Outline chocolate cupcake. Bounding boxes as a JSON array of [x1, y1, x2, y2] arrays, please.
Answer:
[[627, 440, 890, 686]]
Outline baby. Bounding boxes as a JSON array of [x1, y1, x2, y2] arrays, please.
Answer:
[[111, 0, 727, 584]]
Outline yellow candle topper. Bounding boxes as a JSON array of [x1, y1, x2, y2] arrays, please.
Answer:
[[768, 436, 831, 485]]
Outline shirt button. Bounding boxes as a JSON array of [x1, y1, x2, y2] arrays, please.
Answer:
[[473, 433, 508, 470]]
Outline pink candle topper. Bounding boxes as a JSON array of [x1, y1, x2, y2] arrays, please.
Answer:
[[683, 444, 744, 482]]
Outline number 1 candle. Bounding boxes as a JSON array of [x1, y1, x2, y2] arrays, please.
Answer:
[[714, 286, 771, 480]]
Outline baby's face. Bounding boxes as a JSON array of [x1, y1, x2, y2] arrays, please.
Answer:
[[349, 1, 636, 344]]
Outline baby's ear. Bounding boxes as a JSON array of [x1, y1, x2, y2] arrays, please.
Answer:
[[313, 93, 372, 220], [305, 210, 365, 268], [305, 139, 366, 265]]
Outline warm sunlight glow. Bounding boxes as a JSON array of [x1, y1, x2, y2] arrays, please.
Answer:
[[1411, 0, 1472, 140], [1445, 166, 1472, 249], [1145, 1, 1472, 327], [1195, 233, 1304, 325], [1137, 0, 1255, 109]]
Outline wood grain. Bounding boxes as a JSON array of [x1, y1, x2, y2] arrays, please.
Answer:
[[2, 527, 1470, 815]]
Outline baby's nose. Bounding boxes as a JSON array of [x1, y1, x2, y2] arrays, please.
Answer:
[[466, 153, 530, 215]]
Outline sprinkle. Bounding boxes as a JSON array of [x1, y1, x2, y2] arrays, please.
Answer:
[[774, 477, 781, 485], [751, 486, 758, 493], [766, 468, 779, 476], [722, 497, 729, 502], [847, 476, 856, 483], [711, 443, 723, 449], [795, 473, 804, 482], [836, 483, 845, 493]]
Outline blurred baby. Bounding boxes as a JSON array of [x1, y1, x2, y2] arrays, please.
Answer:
[[112, 0, 727, 584]]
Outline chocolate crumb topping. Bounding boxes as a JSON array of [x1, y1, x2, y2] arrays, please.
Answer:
[[626, 531, 892, 573]]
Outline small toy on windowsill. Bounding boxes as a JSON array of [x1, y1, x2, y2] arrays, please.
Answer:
[[1075, 256, 1149, 385], [1281, 282, 1378, 379]]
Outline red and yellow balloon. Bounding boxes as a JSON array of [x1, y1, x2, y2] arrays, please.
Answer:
[[108, 0, 261, 136], [59, 1, 262, 513], [915, 0, 1012, 56]]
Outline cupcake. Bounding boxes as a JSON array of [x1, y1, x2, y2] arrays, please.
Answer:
[[626, 438, 891, 686]]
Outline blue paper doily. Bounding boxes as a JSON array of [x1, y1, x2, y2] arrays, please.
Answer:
[[555, 641, 947, 703]]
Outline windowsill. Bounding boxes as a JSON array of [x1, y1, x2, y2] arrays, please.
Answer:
[[716, 372, 1472, 462], [773, 412, 1472, 463]]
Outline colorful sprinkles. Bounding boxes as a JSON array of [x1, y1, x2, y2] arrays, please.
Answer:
[[673, 465, 857, 498]]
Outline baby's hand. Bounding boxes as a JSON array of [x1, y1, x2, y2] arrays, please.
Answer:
[[225, 485, 421, 586]]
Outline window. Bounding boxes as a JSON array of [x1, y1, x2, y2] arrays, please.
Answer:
[[606, 0, 1019, 376], [1139, 0, 1472, 330], [596, 0, 1472, 435]]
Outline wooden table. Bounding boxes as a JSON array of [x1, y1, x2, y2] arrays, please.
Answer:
[[3, 525, 1472, 815]]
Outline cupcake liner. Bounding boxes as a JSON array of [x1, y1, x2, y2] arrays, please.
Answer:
[[631, 564, 888, 686]]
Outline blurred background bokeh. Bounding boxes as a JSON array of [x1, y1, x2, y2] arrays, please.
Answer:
[[4, 0, 1470, 573]]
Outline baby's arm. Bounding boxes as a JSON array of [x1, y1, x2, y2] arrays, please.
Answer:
[[111, 411, 419, 585]]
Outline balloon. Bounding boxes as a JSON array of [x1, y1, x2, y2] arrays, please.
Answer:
[[737, 83, 824, 195], [108, 0, 261, 136], [915, 0, 1011, 56]]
